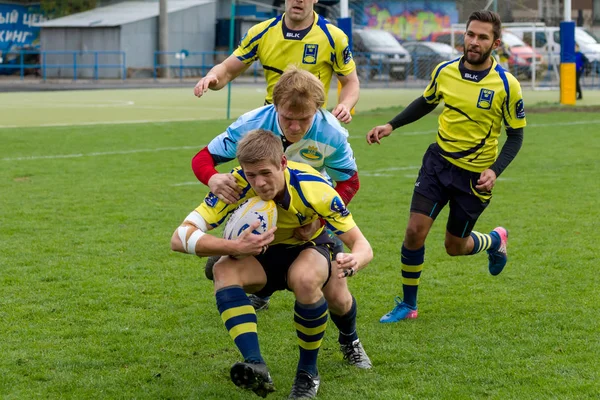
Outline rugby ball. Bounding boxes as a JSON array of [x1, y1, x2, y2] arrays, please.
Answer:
[[223, 197, 277, 240]]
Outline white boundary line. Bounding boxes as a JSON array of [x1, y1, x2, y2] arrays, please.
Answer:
[[0, 118, 202, 129], [3, 116, 600, 131], [2, 145, 203, 162], [3, 118, 599, 162]]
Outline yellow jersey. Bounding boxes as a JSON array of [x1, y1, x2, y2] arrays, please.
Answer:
[[195, 161, 356, 246], [233, 12, 356, 106], [423, 57, 527, 172]]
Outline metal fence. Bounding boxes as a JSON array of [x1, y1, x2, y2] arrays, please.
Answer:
[[2, 48, 599, 90], [0, 49, 126, 80]]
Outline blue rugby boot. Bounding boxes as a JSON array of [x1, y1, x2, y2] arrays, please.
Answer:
[[487, 227, 508, 276], [379, 296, 418, 323]]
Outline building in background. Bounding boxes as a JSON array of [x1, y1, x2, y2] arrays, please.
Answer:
[[36, 0, 216, 79]]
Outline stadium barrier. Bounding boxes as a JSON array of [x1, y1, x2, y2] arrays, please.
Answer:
[[153, 50, 264, 82], [0, 49, 127, 80], [1, 48, 599, 89]]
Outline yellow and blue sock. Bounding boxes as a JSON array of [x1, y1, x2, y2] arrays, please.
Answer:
[[216, 286, 263, 364], [469, 231, 500, 255], [401, 245, 424, 308], [329, 296, 357, 345], [294, 297, 328, 376]]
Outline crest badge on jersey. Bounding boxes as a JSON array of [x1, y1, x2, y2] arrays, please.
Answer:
[[330, 196, 350, 217], [515, 99, 526, 119], [477, 88, 494, 109], [299, 145, 323, 161], [205, 192, 219, 208], [303, 44, 318, 64]]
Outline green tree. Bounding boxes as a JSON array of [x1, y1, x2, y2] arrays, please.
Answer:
[[41, 0, 97, 18]]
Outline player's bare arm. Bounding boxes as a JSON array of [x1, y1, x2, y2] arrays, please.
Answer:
[[172, 219, 276, 257], [333, 71, 360, 124], [208, 173, 243, 204], [193, 56, 249, 97], [335, 226, 373, 278]]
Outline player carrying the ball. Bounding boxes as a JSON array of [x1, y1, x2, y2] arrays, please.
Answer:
[[193, 66, 373, 372], [171, 129, 373, 399]]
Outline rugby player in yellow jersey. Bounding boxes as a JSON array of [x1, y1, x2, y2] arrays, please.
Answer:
[[171, 129, 373, 399], [366, 10, 526, 324], [193, 0, 359, 124]]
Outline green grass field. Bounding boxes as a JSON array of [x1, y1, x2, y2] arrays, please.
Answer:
[[1, 87, 600, 399]]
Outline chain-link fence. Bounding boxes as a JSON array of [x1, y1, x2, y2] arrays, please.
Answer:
[[228, 0, 600, 90]]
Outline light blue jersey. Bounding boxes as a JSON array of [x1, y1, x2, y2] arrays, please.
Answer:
[[207, 105, 357, 183]]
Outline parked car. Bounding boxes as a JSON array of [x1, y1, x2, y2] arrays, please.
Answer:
[[352, 28, 412, 80], [502, 31, 545, 78], [402, 41, 459, 79], [508, 26, 600, 73], [428, 29, 465, 52]]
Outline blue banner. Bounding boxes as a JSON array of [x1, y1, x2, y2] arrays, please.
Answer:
[[0, 3, 47, 52]]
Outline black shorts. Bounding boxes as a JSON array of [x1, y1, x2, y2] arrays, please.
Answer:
[[410, 143, 492, 238], [252, 230, 334, 298]]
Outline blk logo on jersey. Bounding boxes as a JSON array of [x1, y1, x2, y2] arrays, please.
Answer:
[[299, 145, 323, 161], [286, 32, 301, 39], [515, 99, 526, 119], [477, 88, 495, 110], [303, 44, 318, 64], [330, 196, 350, 217], [205, 192, 219, 207]]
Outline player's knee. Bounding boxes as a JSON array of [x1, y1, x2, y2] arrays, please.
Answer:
[[404, 225, 427, 248], [289, 273, 322, 297], [325, 289, 352, 315], [212, 259, 239, 288]]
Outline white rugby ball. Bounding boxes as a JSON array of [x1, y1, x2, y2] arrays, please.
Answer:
[[223, 196, 277, 240]]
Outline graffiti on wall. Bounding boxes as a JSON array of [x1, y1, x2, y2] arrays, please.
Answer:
[[354, 1, 459, 41], [0, 3, 46, 52]]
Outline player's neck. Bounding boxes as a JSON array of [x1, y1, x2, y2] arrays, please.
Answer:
[[463, 57, 493, 71], [284, 12, 315, 31]]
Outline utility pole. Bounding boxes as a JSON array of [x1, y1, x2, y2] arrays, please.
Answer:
[[159, 0, 170, 78]]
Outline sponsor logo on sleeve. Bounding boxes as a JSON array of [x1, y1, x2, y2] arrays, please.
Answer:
[[205, 192, 219, 207], [516, 99, 526, 119], [330, 196, 350, 217], [342, 45, 352, 64]]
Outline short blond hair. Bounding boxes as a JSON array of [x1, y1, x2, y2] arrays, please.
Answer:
[[272, 65, 325, 111], [237, 129, 284, 167]]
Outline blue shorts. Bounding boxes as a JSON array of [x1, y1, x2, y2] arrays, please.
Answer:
[[252, 230, 334, 298], [411, 144, 492, 238]]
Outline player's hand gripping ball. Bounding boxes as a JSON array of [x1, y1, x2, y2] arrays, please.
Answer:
[[223, 197, 278, 255]]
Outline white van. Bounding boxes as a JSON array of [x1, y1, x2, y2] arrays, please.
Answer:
[[509, 26, 600, 71]]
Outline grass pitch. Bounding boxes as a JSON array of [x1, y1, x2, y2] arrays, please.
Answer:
[[1, 87, 599, 399]]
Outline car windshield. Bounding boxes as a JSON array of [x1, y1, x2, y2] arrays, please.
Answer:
[[502, 32, 526, 47], [426, 42, 456, 53], [359, 30, 402, 48], [576, 28, 598, 44]]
